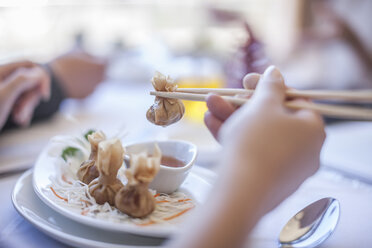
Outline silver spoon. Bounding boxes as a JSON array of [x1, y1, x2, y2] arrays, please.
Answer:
[[279, 197, 340, 248]]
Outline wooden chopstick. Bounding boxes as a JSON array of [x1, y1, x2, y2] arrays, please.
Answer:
[[175, 88, 372, 102], [284, 101, 372, 120], [150, 91, 372, 120], [150, 91, 246, 105]]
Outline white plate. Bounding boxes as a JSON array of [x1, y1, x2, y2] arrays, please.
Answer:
[[12, 170, 164, 248], [33, 147, 215, 238]]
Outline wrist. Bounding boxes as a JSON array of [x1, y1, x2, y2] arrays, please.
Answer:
[[219, 149, 278, 218]]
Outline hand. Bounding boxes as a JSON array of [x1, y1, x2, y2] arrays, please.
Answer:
[[168, 67, 325, 248], [220, 66, 325, 213], [204, 73, 261, 140], [49, 50, 107, 99], [0, 61, 50, 129]]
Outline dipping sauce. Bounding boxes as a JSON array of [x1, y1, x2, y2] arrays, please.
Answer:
[[161, 156, 185, 168]]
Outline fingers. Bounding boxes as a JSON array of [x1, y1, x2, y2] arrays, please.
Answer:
[[252, 65, 286, 105], [295, 108, 325, 131], [0, 66, 50, 128], [3, 67, 39, 94], [28, 66, 51, 100], [3, 67, 50, 100], [242, 73, 261, 90], [204, 111, 223, 140], [12, 89, 41, 127], [206, 94, 236, 121], [291, 99, 326, 143], [0, 60, 35, 79]]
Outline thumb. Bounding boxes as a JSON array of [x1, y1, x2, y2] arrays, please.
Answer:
[[252, 65, 286, 105]]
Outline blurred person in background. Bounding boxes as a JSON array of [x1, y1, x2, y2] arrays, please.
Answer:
[[282, 0, 372, 89], [225, 23, 270, 88], [0, 49, 106, 132], [225, 0, 371, 90]]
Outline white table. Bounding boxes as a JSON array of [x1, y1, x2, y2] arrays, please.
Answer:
[[1, 81, 371, 247]]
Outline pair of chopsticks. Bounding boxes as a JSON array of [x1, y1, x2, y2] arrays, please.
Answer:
[[150, 88, 372, 120]]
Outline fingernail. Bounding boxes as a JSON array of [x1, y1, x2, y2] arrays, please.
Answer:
[[243, 73, 261, 89], [264, 65, 283, 82]]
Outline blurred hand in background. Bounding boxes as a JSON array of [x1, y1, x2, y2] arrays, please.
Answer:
[[49, 49, 107, 99], [0, 61, 50, 130], [0, 50, 107, 132]]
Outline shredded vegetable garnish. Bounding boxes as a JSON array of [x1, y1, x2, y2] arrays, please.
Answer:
[[50, 187, 68, 202], [136, 220, 155, 226], [136, 207, 194, 226], [81, 199, 91, 206], [62, 174, 72, 184], [84, 129, 96, 141], [163, 207, 193, 221], [46, 133, 195, 227], [61, 147, 81, 162], [81, 209, 90, 216]]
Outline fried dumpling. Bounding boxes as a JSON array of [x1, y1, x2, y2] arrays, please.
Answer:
[[115, 144, 161, 218], [77, 131, 106, 184], [146, 72, 185, 126], [89, 139, 124, 205]]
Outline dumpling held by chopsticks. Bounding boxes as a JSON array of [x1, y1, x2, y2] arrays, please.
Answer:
[[146, 72, 185, 126]]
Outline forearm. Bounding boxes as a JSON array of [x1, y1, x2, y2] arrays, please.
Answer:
[[167, 148, 271, 248]]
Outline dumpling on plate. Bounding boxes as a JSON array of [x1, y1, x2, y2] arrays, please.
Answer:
[[146, 72, 185, 126], [77, 131, 106, 184], [115, 144, 161, 218], [89, 139, 124, 205]]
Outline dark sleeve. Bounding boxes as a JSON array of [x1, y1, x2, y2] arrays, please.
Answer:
[[2, 64, 66, 130]]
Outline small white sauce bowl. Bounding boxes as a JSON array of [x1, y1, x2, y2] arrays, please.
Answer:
[[124, 140, 197, 194]]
